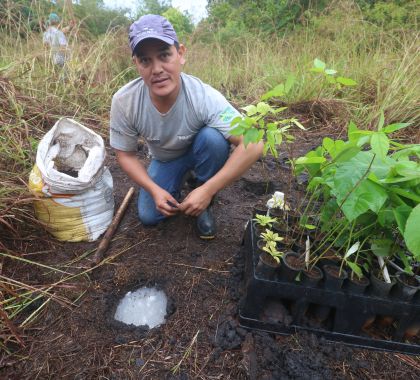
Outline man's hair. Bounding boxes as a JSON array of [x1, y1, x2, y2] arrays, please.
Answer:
[[133, 40, 179, 58]]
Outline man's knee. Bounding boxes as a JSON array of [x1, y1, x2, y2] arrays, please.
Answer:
[[138, 209, 161, 226], [138, 193, 164, 226], [194, 127, 229, 157], [196, 127, 225, 147]]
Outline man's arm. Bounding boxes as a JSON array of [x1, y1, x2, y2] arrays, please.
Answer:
[[179, 136, 263, 216], [115, 149, 180, 216]]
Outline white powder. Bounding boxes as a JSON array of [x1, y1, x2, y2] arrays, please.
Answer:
[[114, 287, 167, 328]]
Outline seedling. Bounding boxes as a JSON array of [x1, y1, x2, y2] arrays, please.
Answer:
[[266, 191, 290, 211], [262, 241, 283, 264], [310, 58, 357, 93], [339, 241, 364, 280], [294, 114, 420, 276], [230, 75, 305, 158], [253, 214, 277, 229], [260, 228, 284, 244]]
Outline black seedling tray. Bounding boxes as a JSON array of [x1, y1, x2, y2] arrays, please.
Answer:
[[239, 221, 420, 355]]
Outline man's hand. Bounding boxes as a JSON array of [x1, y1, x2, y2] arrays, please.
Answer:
[[152, 188, 180, 217], [178, 185, 213, 217]]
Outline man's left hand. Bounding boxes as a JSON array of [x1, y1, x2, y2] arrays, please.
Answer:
[[178, 185, 213, 217]]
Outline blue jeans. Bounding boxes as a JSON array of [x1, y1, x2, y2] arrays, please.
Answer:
[[138, 127, 230, 225]]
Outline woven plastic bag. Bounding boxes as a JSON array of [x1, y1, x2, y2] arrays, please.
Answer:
[[29, 118, 114, 242]]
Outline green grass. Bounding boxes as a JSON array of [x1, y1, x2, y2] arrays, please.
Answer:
[[186, 7, 420, 128]]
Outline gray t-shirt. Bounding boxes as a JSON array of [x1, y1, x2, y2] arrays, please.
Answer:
[[110, 73, 240, 161]]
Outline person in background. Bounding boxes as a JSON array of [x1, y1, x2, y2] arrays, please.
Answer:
[[110, 14, 263, 240], [43, 13, 73, 68]]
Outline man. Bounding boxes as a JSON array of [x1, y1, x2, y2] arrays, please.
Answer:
[[43, 13, 72, 67], [110, 14, 263, 239]]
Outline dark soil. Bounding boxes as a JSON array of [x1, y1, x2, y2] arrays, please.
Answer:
[[348, 274, 370, 286], [285, 254, 305, 270], [1, 121, 420, 379], [324, 265, 347, 279], [400, 273, 419, 287], [303, 266, 322, 279], [259, 252, 280, 268]]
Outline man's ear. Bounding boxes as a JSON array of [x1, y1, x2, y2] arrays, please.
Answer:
[[178, 44, 186, 65], [132, 55, 137, 65]]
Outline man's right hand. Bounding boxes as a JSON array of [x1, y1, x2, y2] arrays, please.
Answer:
[[152, 188, 180, 217], [115, 150, 180, 217]]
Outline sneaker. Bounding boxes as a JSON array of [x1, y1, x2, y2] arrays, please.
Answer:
[[196, 206, 216, 240]]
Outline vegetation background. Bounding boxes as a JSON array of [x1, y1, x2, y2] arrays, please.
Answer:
[[0, 0, 419, 354]]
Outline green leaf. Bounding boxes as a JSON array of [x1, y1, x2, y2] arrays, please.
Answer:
[[349, 129, 375, 136], [393, 204, 413, 235], [261, 84, 285, 100], [325, 69, 337, 75], [347, 262, 363, 279], [332, 145, 361, 163], [370, 132, 389, 161], [274, 107, 288, 114], [244, 116, 256, 127], [303, 224, 316, 230], [229, 126, 246, 136], [352, 151, 390, 179], [326, 75, 336, 84], [391, 145, 420, 160], [242, 105, 257, 116], [378, 208, 395, 227], [347, 121, 359, 143], [404, 204, 420, 260], [266, 130, 275, 149], [383, 123, 411, 134], [332, 156, 388, 221], [394, 161, 420, 180], [397, 251, 414, 275], [313, 58, 326, 70], [284, 74, 296, 94], [371, 239, 393, 257], [389, 187, 420, 203], [230, 116, 243, 127], [256, 102, 272, 115], [309, 67, 325, 73], [336, 77, 357, 86], [344, 242, 360, 259], [263, 143, 270, 156], [243, 127, 260, 147], [291, 118, 305, 130], [295, 156, 326, 164], [363, 262, 370, 272], [322, 137, 335, 158], [274, 133, 283, 146], [269, 143, 278, 158]]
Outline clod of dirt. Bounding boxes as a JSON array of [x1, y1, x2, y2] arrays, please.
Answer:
[[215, 318, 244, 350]]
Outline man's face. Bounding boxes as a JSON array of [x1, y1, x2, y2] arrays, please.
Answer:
[[133, 39, 186, 105]]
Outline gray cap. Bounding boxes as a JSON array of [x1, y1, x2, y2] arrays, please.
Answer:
[[129, 14, 178, 54]]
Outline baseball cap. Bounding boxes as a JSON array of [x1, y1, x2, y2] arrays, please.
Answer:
[[48, 13, 60, 24], [128, 14, 179, 54]]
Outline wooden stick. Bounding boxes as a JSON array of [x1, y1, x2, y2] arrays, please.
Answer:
[[92, 187, 135, 265]]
